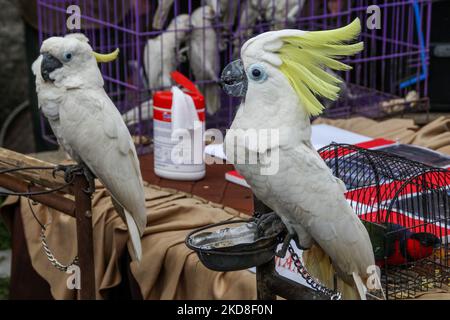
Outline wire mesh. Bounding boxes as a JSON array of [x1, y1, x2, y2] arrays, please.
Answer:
[[36, 0, 432, 151], [319, 143, 450, 300]]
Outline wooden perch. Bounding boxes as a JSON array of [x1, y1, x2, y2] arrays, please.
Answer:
[[0, 147, 70, 192], [0, 147, 96, 299], [0, 147, 76, 216]]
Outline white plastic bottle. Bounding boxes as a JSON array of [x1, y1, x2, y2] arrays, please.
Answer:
[[153, 72, 206, 181]]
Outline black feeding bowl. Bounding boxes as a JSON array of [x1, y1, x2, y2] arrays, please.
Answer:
[[185, 219, 282, 272]]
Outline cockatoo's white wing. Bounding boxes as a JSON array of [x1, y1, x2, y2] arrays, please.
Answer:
[[59, 88, 147, 259], [144, 39, 163, 89], [234, 0, 263, 56], [264, 143, 375, 278], [206, 0, 238, 26], [189, 7, 220, 115], [190, 7, 219, 81], [144, 14, 190, 90], [153, 0, 175, 30], [271, 0, 305, 29]]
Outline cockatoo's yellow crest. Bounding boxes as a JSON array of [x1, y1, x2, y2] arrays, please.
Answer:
[[277, 18, 363, 116], [93, 48, 120, 63]]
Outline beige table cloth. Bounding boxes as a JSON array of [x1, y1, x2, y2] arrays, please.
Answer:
[[10, 116, 450, 299]]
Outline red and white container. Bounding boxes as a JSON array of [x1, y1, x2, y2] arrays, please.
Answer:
[[153, 72, 206, 181]]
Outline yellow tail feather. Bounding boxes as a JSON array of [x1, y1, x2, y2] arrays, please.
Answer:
[[302, 245, 361, 300]]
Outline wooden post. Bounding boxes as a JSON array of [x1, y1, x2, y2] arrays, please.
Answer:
[[0, 147, 97, 300], [256, 260, 277, 300], [73, 175, 96, 300]]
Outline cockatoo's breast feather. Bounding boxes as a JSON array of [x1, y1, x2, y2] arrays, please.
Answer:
[[236, 143, 374, 277], [33, 33, 146, 260], [57, 89, 147, 233]]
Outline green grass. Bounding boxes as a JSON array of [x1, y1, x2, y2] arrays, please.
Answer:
[[0, 278, 9, 300]]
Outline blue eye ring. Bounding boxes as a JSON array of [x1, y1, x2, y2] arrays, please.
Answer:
[[64, 52, 73, 61], [247, 63, 268, 83]]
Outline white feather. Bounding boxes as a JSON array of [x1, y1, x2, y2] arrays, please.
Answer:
[[125, 210, 143, 261], [153, 0, 175, 30], [188, 6, 221, 115], [33, 34, 147, 261], [144, 14, 190, 90], [226, 27, 375, 289]]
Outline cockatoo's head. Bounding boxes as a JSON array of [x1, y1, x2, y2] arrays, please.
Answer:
[[33, 33, 119, 88], [221, 19, 363, 119]]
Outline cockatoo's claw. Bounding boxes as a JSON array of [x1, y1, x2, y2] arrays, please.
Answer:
[[82, 167, 96, 195], [276, 232, 295, 258], [51, 167, 59, 179], [52, 164, 96, 195], [255, 212, 286, 238], [52, 164, 83, 183]]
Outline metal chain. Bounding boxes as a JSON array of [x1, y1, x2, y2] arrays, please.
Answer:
[[40, 226, 78, 272], [0, 165, 80, 273], [288, 245, 342, 300]]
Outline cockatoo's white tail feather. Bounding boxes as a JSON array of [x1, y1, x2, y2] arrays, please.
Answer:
[[352, 272, 368, 300], [125, 210, 143, 262]]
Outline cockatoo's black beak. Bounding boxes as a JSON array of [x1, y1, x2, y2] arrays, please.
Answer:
[[220, 59, 248, 98], [41, 53, 63, 82]]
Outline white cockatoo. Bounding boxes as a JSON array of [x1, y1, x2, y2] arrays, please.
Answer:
[[32, 34, 146, 261], [188, 6, 221, 115], [152, 0, 175, 30], [221, 19, 378, 299], [205, 0, 238, 52], [235, 0, 305, 56], [206, 0, 238, 29], [144, 14, 191, 90]]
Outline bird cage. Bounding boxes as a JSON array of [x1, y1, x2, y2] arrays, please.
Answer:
[[319, 143, 450, 300], [37, 0, 432, 152]]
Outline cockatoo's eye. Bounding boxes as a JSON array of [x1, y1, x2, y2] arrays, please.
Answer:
[[63, 52, 73, 62], [247, 64, 268, 83]]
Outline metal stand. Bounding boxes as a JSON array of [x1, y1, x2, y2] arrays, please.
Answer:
[[253, 196, 328, 300], [0, 148, 96, 300]]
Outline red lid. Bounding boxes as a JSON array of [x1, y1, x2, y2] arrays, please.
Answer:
[[153, 71, 205, 110], [171, 71, 201, 95]]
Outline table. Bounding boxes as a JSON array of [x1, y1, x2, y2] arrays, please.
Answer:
[[139, 155, 254, 214], [2, 154, 255, 299]]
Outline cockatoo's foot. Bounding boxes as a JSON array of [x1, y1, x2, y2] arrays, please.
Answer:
[[255, 211, 286, 238], [52, 163, 96, 195], [81, 167, 96, 194], [276, 232, 296, 258], [52, 164, 81, 182]]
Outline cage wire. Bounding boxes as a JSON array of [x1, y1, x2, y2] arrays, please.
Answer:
[[319, 143, 450, 300], [37, 0, 432, 152]]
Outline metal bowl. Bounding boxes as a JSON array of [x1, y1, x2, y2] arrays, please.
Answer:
[[185, 219, 282, 272]]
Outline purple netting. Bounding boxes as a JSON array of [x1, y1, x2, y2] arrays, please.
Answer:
[[37, 0, 432, 152]]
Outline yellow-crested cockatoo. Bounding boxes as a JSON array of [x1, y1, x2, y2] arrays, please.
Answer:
[[221, 19, 378, 299], [32, 34, 146, 261]]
